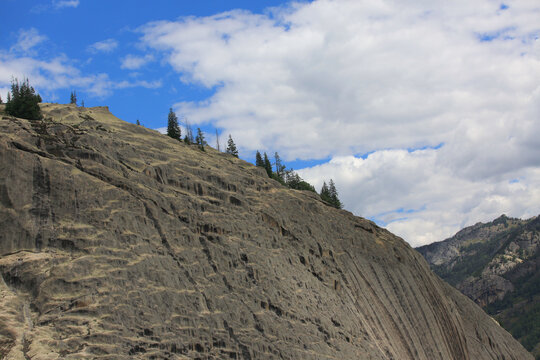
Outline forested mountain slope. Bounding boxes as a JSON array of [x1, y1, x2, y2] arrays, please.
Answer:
[[417, 215, 540, 359]]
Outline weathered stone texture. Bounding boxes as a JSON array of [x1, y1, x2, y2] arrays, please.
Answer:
[[0, 104, 532, 359]]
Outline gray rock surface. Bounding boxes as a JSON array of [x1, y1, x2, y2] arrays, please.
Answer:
[[0, 104, 532, 359]]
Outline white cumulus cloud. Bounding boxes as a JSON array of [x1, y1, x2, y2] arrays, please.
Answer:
[[10, 28, 47, 54], [120, 54, 154, 70], [136, 0, 540, 246], [88, 39, 118, 53], [297, 149, 540, 247], [0, 53, 161, 99]]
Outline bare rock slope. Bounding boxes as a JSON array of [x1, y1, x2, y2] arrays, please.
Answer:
[[0, 104, 532, 359]]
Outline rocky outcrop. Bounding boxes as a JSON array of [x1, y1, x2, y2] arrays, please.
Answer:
[[0, 104, 532, 359], [417, 214, 540, 358], [418, 215, 525, 269], [458, 275, 514, 308]]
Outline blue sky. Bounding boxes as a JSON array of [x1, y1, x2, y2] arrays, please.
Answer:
[[2, 0, 298, 139], [2, 0, 540, 246]]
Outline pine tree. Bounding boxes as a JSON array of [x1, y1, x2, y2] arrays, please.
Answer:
[[5, 78, 42, 120], [167, 108, 181, 141], [195, 128, 205, 151], [70, 90, 77, 105], [320, 181, 331, 203], [184, 118, 194, 144], [136, 119, 141, 126], [328, 179, 343, 209], [255, 151, 264, 167], [263, 152, 272, 177], [274, 152, 286, 181], [0, 94, 3, 104], [320, 180, 342, 208], [285, 171, 316, 192], [226, 135, 238, 158]]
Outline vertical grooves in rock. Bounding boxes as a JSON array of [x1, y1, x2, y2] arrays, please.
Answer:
[[0, 105, 532, 359], [31, 158, 52, 250], [143, 201, 197, 286]]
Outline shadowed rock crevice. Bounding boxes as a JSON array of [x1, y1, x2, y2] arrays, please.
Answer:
[[0, 104, 533, 359]]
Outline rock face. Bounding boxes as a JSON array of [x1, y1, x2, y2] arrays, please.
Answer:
[[0, 104, 532, 359], [417, 215, 540, 358]]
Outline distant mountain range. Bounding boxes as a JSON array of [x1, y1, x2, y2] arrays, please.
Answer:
[[417, 215, 540, 359]]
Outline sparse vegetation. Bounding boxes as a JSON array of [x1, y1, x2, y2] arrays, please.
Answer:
[[254, 149, 343, 201], [284, 170, 316, 192], [160, 118, 338, 206]]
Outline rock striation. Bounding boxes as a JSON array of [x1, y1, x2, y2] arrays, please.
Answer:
[[0, 103, 533, 359]]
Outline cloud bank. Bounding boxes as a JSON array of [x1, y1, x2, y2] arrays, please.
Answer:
[[137, 0, 540, 246], [0, 28, 161, 100]]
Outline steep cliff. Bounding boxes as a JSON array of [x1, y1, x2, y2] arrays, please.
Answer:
[[417, 215, 540, 358], [0, 103, 532, 359]]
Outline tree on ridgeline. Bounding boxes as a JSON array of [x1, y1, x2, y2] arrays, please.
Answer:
[[328, 179, 343, 209], [215, 129, 221, 151], [320, 181, 331, 203], [70, 90, 77, 105], [166, 108, 181, 141], [256, 149, 316, 191], [195, 128, 205, 151], [183, 117, 194, 144], [136, 119, 141, 126], [285, 170, 316, 192], [263, 152, 272, 177], [320, 179, 342, 209], [226, 135, 238, 158], [273, 152, 286, 182], [5, 78, 42, 120], [255, 151, 264, 168]]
